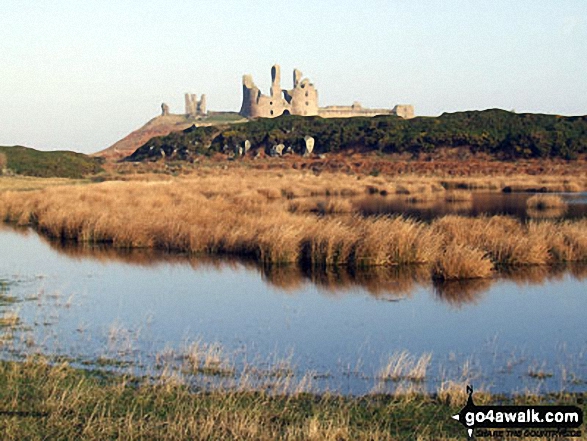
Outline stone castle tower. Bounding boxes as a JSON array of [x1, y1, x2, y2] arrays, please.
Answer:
[[185, 93, 207, 117], [239, 64, 319, 118]]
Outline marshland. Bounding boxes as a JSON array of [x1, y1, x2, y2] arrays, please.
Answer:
[[1, 164, 587, 439]]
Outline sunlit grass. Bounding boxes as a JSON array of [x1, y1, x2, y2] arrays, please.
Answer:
[[1, 171, 587, 281]]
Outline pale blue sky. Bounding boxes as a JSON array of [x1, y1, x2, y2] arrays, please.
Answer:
[[1, 0, 585, 153]]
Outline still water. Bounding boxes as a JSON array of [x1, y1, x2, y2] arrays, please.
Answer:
[[0, 225, 586, 395], [357, 192, 587, 221]]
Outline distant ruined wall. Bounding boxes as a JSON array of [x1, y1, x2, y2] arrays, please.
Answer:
[[391, 105, 415, 119], [318, 103, 415, 119], [240, 64, 413, 120]]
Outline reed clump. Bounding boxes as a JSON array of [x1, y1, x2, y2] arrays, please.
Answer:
[[433, 244, 493, 280]]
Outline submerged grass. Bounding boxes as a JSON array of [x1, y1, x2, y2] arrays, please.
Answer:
[[378, 351, 433, 382], [1, 171, 587, 280]]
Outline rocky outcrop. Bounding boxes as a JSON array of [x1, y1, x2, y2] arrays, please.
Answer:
[[303, 136, 314, 156]]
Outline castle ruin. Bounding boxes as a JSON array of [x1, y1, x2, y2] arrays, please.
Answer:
[[239, 64, 414, 119], [240, 65, 319, 118], [185, 93, 207, 117]]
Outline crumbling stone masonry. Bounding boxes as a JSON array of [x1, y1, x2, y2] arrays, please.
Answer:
[[185, 93, 207, 117], [240, 65, 319, 118], [239, 64, 414, 119]]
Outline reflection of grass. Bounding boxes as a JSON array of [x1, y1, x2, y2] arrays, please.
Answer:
[[527, 207, 567, 219], [526, 194, 567, 210], [528, 369, 554, 379]]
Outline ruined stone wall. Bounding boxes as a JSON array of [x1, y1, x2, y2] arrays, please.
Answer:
[[185, 93, 207, 117], [239, 65, 318, 118], [240, 64, 414, 119], [392, 105, 415, 119], [318, 103, 415, 119]]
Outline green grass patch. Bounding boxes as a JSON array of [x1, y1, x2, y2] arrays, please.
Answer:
[[0, 359, 584, 440], [0, 146, 103, 178]]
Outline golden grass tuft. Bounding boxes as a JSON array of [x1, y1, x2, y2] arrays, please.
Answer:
[[433, 244, 493, 280]]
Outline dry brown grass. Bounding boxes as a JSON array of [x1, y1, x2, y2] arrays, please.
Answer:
[[378, 351, 433, 382], [0, 176, 88, 192], [433, 244, 494, 280], [288, 197, 355, 215], [3, 355, 537, 440], [1, 170, 586, 281]]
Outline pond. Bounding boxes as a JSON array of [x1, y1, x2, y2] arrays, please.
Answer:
[[0, 225, 586, 395], [356, 192, 587, 221]]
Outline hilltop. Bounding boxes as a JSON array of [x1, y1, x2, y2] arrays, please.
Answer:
[[0, 146, 103, 178], [94, 112, 246, 160], [125, 109, 587, 163]]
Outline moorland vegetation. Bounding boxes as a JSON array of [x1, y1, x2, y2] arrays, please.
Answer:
[[128, 109, 587, 162]]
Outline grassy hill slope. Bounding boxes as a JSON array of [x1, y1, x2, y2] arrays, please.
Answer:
[[0, 146, 103, 178]]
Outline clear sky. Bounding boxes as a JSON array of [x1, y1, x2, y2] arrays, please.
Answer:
[[1, 0, 586, 154]]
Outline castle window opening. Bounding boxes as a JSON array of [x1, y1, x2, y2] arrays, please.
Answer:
[[270, 110, 274, 115]]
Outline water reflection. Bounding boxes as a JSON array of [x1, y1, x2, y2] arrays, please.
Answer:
[[2, 225, 586, 395], [33, 230, 587, 307], [356, 192, 587, 221]]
